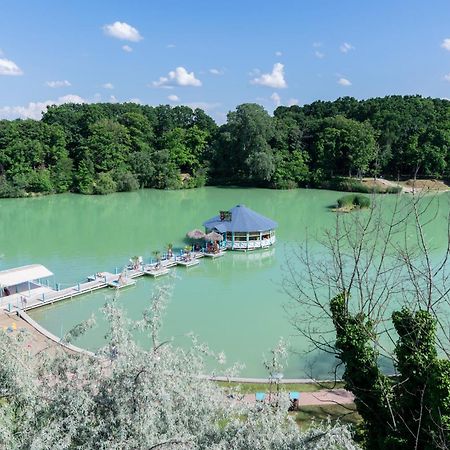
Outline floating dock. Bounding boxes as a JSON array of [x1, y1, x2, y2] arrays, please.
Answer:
[[203, 251, 225, 259], [107, 278, 136, 289], [143, 267, 171, 278], [0, 249, 226, 313], [176, 258, 200, 268]]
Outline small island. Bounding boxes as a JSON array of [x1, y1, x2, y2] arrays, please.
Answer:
[[333, 194, 371, 212]]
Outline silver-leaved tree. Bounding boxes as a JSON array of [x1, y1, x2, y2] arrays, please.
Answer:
[[0, 284, 359, 450]]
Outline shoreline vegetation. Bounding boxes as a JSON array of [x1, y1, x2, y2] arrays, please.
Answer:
[[333, 194, 371, 213], [0, 95, 449, 198]]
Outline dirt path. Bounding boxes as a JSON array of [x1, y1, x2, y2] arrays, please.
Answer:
[[0, 310, 62, 355], [363, 177, 450, 194]]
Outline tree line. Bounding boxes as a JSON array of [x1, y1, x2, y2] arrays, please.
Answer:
[[0, 95, 449, 197]]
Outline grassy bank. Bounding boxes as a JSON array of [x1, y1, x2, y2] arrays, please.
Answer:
[[293, 403, 361, 430], [319, 177, 402, 194], [216, 381, 345, 394]]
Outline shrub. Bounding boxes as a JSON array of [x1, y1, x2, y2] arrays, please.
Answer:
[[353, 194, 371, 208], [93, 172, 117, 195], [114, 171, 140, 192], [25, 170, 54, 193], [0, 176, 25, 198], [337, 194, 370, 209], [386, 186, 402, 194]]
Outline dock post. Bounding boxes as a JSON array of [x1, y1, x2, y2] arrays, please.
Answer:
[[115, 267, 118, 274], [56, 283, 60, 291], [77, 283, 81, 292], [104, 276, 107, 283], [42, 293, 45, 302]]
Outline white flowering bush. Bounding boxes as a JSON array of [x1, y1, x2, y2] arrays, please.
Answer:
[[0, 286, 359, 449]]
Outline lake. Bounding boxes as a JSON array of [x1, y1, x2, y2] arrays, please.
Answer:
[[1, 187, 448, 378]]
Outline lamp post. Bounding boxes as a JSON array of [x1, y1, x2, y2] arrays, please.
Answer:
[[269, 371, 284, 406]]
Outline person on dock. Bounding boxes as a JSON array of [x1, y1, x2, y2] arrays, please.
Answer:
[[3, 286, 10, 296]]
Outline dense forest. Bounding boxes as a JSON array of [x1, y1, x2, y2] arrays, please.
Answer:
[[0, 95, 449, 197]]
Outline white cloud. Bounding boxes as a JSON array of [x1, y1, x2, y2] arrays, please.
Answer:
[[151, 77, 173, 89], [168, 94, 179, 102], [337, 77, 352, 86], [58, 94, 85, 103], [288, 98, 299, 106], [441, 38, 450, 51], [209, 68, 224, 75], [109, 95, 117, 103], [0, 94, 86, 120], [167, 43, 176, 48], [251, 63, 287, 88], [0, 57, 23, 76], [270, 92, 281, 107], [102, 82, 114, 89], [312, 42, 322, 48], [46, 80, 71, 88], [122, 45, 133, 52], [275, 51, 282, 56], [444, 73, 450, 82], [315, 50, 325, 59], [128, 98, 142, 104], [152, 66, 202, 88], [340, 42, 354, 53], [103, 21, 143, 42]]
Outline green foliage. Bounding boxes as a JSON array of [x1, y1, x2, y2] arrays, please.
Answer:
[[93, 172, 117, 195], [0, 176, 25, 198], [0, 95, 449, 196], [114, 170, 140, 192], [330, 293, 392, 449], [391, 308, 450, 450], [75, 160, 95, 194], [51, 156, 73, 193], [337, 194, 370, 209], [331, 294, 450, 450], [25, 169, 54, 193]]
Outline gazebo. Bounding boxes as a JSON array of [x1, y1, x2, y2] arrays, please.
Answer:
[[202, 205, 278, 251], [0, 264, 54, 310]]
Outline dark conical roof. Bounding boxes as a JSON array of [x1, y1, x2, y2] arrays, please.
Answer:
[[202, 205, 277, 233]]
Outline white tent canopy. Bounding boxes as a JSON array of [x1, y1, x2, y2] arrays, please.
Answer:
[[0, 264, 53, 287]]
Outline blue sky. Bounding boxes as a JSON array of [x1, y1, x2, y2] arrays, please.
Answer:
[[1, 0, 450, 122]]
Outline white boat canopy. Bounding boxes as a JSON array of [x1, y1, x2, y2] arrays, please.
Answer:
[[0, 264, 53, 287]]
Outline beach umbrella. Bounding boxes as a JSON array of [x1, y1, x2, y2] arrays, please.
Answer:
[[186, 229, 205, 239], [204, 231, 223, 242]]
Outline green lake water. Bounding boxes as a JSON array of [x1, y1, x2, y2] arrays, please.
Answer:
[[1, 188, 449, 378]]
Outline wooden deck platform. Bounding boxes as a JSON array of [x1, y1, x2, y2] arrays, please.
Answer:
[[143, 267, 171, 277], [0, 247, 228, 313], [176, 258, 200, 268], [203, 251, 225, 259], [107, 278, 136, 289]]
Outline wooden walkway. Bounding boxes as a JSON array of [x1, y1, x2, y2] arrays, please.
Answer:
[[0, 250, 222, 313]]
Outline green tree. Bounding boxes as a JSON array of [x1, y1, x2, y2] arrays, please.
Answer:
[[314, 116, 377, 178], [87, 119, 131, 174], [214, 103, 275, 184]]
